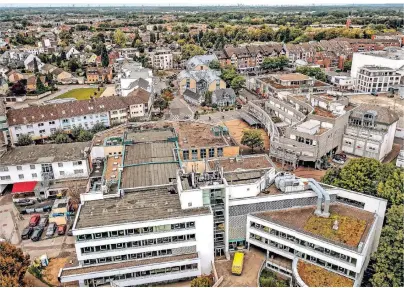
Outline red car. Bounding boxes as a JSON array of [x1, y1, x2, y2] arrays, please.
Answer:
[[29, 214, 40, 227], [57, 224, 67, 236]]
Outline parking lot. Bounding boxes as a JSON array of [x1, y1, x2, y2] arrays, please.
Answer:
[[0, 192, 76, 261]]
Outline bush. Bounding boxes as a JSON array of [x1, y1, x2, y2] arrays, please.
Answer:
[[190, 275, 213, 287], [259, 269, 288, 287], [16, 134, 32, 146]]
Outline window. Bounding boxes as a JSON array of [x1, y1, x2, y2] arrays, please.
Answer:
[[38, 123, 44, 127], [30, 165, 35, 170], [18, 174, 24, 179], [49, 121, 55, 125], [0, 175, 11, 180], [73, 161, 83, 166], [58, 163, 63, 167], [188, 202, 192, 207], [217, 147, 223, 157], [32, 173, 37, 178], [183, 150, 189, 160], [17, 166, 22, 171], [50, 128, 56, 133], [74, 169, 84, 174], [209, 148, 215, 158], [27, 125, 33, 129], [62, 119, 69, 123], [192, 149, 198, 160], [0, 167, 8, 172], [200, 149, 206, 159], [39, 129, 45, 134], [60, 171, 65, 176], [15, 126, 22, 131]]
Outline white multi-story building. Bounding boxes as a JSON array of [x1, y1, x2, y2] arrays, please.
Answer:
[[115, 61, 153, 97], [0, 142, 90, 194], [355, 66, 402, 93], [59, 126, 387, 287], [351, 48, 404, 80], [6, 94, 152, 144], [342, 104, 398, 160], [148, 49, 173, 70], [59, 189, 213, 287]]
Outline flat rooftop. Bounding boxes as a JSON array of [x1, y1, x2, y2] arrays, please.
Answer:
[[363, 48, 404, 60], [123, 142, 176, 165], [121, 163, 179, 189], [0, 142, 90, 166], [297, 260, 354, 287], [253, 203, 375, 249], [361, 65, 396, 71], [225, 170, 267, 185], [125, 129, 176, 143], [92, 125, 126, 147], [61, 253, 199, 277], [208, 155, 273, 172], [75, 188, 210, 229], [105, 155, 122, 182], [174, 122, 232, 148], [277, 73, 310, 81]]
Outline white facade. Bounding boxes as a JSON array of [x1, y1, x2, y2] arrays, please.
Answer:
[[148, 50, 173, 70], [0, 159, 89, 191], [355, 66, 401, 93], [10, 119, 62, 143], [60, 212, 213, 287]]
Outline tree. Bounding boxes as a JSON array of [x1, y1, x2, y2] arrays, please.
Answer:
[[221, 66, 238, 86], [150, 32, 156, 43], [161, 88, 174, 102], [16, 134, 32, 146], [91, 123, 106, 134], [0, 242, 30, 287], [71, 125, 84, 140], [100, 44, 109, 68], [296, 66, 327, 82], [153, 98, 169, 111], [190, 275, 213, 287], [261, 56, 289, 71], [204, 91, 212, 105], [343, 60, 352, 72], [10, 80, 26, 96], [35, 76, 46, 94], [54, 133, 72, 144], [209, 60, 221, 70], [113, 29, 127, 47], [60, 51, 66, 61], [369, 205, 404, 287], [376, 168, 404, 206], [77, 130, 93, 142], [68, 58, 80, 72], [181, 44, 205, 60], [241, 129, 264, 153], [33, 57, 39, 74], [230, 75, 246, 94]]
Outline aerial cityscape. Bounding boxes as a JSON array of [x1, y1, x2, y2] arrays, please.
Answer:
[[0, 2, 403, 288]]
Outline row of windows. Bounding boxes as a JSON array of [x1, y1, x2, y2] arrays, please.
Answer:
[[76, 221, 195, 241], [249, 221, 357, 266], [81, 234, 196, 254], [182, 147, 223, 160], [249, 232, 356, 279], [14, 121, 56, 131], [83, 263, 198, 287], [83, 248, 175, 266], [62, 114, 108, 124]]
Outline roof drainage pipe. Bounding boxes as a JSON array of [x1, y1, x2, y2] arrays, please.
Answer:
[[307, 178, 330, 218]]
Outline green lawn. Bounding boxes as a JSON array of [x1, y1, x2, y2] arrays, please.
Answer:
[[55, 88, 106, 100]]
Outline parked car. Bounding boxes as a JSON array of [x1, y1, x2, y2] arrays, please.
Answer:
[[67, 224, 73, 236], [38, 215, 49, 227], [31, 227, 44, 242], [46, 222, 57, 238], [29, 214, 41, 227], [332, 155, 345, 165], [334, 153, 347, 161], [21, 226, 34, 240], [16, 199, 35, 206], [57, 224, 67, 236]]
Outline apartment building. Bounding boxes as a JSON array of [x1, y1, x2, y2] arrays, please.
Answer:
[[342, 104, 398, 161], [0, 142, 90, 194], [254, 73, 331, 98], [148, 49, 173, 70], [245, 89, 353, 169], [6, 92, 152, 144], [86, 67, 113, 84], [355, 66, 401, 93], [115, 61, 153, 97], [350, 47, 404, 80]]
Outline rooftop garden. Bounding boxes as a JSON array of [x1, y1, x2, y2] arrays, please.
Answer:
[[297, 261, 354, 287], [304, 213, 367, 247]]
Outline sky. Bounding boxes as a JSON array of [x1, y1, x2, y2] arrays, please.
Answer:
[[0, 0, 403, 7]]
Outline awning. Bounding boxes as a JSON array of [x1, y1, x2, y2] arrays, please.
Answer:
[[12, 181, 38, 194], [241, 112, 259, 126]]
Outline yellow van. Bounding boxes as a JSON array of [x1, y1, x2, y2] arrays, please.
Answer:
[[231, 252, 244, 275]]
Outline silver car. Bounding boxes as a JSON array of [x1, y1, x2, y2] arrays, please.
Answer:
[[46, 222, 57, 238]]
